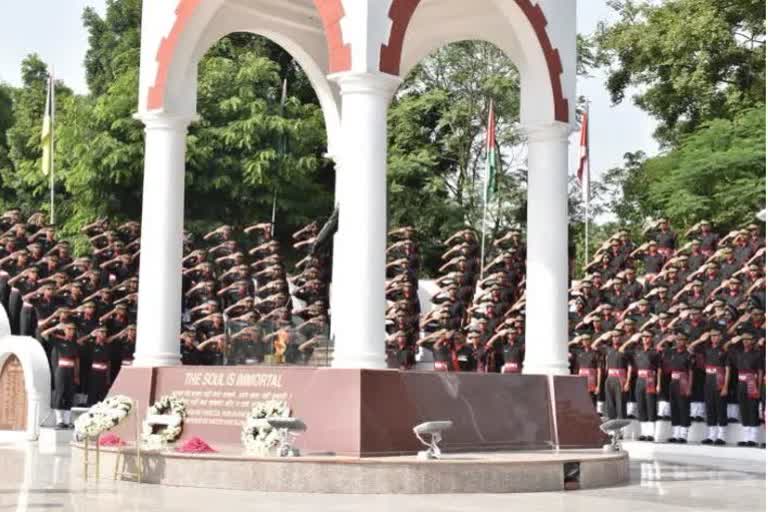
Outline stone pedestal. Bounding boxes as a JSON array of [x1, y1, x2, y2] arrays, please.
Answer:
[[108, 366, 606, 457]]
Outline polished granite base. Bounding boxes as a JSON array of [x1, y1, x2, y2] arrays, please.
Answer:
[[1, 444, 763, 511], [109, 366, 607, 456], [69, 442, 629, 493]]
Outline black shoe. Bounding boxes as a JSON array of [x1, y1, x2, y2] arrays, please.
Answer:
[[638, 435, 647, 441], [667, 437, 677, 443], [677, 438, 687, 444], [737, 441, 747, 447], [694, 416, 705, 422], [627, 415, 637, 420], [663, 416, 672, 421], [66, 423, 74, 430], [728, 418, 739, 424], [646, 436, 654, 442], [746, 441, 758, 448], [761, 443, 765, 449], [54, 423, 66, 430], [714, 439, 726, 446], [701, 438, 714, 445]]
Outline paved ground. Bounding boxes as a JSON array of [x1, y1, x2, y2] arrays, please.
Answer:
[[0, 444, 764, 512]]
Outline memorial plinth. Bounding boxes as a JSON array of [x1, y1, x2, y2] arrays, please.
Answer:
[[108, 366, 606, 456]]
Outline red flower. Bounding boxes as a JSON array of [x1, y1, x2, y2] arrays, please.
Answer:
[[176, 436, 217, 453], [99, 433, 125, 447]]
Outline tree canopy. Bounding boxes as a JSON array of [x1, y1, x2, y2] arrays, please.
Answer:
[[596, 0, 765, 146]]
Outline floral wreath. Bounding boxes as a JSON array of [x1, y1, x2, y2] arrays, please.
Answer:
[[142, 395, 187, 448], [74, 395, 133, 441], [241, 400, 291, 455]]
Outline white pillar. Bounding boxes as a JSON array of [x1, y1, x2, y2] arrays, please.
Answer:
[[523, 122, 571, 376], [329, 72, 400, 369], [132, 112, 192, 367]]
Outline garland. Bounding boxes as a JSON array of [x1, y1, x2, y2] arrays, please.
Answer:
[[142, 395, 187, 449], [241, 400, 291, 455], [74, 395, 133, 440]]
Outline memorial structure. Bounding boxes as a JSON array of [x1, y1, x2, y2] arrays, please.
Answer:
[[133, 0, 574, 374], [73, 0, 628, 492]]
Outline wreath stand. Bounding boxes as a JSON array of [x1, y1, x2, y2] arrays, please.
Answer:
[[113, 400, 144, 483], [82, 436, 101, 480]]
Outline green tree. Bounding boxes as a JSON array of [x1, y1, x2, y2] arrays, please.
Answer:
[[387, 41, 524, 275], [596, 0, 765, 145], [601, 107, 765, 233], [54, 0, 332, 250], [3, 54, 74, 214]]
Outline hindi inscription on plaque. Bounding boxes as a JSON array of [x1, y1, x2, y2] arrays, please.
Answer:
[[0, 355, 27, 431]]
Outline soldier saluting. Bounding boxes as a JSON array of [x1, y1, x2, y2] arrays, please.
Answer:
[[688, 329, 729, 445], [41, 322, 79, 429], [663, 332, 694, 443], [730, 333, 763, 447]]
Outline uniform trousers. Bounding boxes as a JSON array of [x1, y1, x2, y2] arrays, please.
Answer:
[[669, 381, 691, 427], [704, 375, 728, 427], [738, 382, 761, 427], [635, 377, 657, 422], [604, 376, 626, 420]]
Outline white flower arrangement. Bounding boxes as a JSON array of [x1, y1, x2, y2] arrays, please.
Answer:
[[141, 395, 187, 449], [241, 400, 291, 456], [74, 395, 133, 440]]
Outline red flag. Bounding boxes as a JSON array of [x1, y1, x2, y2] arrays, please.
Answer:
[[577, 110, 589, 202]]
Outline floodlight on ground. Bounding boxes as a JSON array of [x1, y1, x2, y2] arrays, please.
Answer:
[[600, 419, 631, 452], [267, 417, 307, 457], [413, 420, 453, 460]]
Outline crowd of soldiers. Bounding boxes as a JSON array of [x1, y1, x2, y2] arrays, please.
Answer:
[[2, 203, 764, 442], [384, 217, 765, 447], [568, 218, 765, 446], [385, 226, 528, 374], [0, 208, 330, 429]]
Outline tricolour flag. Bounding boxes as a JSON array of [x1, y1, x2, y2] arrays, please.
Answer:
[[41, 74, 54, 176], [484, 100, 499, 203], [577, 109, 589, 203]]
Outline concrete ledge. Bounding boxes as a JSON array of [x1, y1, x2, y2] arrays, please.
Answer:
[[70, 444, 629, 493]]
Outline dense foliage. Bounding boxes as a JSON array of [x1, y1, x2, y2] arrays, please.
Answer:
[[0, 0, 763, 276]]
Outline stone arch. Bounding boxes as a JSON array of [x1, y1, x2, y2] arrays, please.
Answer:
[[142, 0, 343, 154], [386, 0, 569, 124], [0, 332, 51, 440]]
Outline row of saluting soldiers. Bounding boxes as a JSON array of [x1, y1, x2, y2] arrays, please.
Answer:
[[0, 207, 332, 428], [385, 226, 528, 373], [568, 217, 765, 446]]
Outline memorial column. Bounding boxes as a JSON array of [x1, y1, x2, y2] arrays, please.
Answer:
[[132, 112, 192, 367], [523, 122, 571, 376], [329, 72, 400, 369]]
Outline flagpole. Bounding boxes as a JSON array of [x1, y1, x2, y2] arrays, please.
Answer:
[[480, 191, 488, 280], [271, 77, 288, 237], [583, 101, 590, 265], [49, 68, 55, 226]]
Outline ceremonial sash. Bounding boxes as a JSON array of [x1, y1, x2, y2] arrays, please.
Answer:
[[578, 367, 597, 392], [638, 369, 657, 394], [434, 361, 450, 372], [671, 371, 690, 396], [58, 357, 75, 368], [501, 362, 521, 374], [738, 371, 760, 399], [705, 365, 726, 390], [607, 368, 627, 390], [91, 362, 109, 372]]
